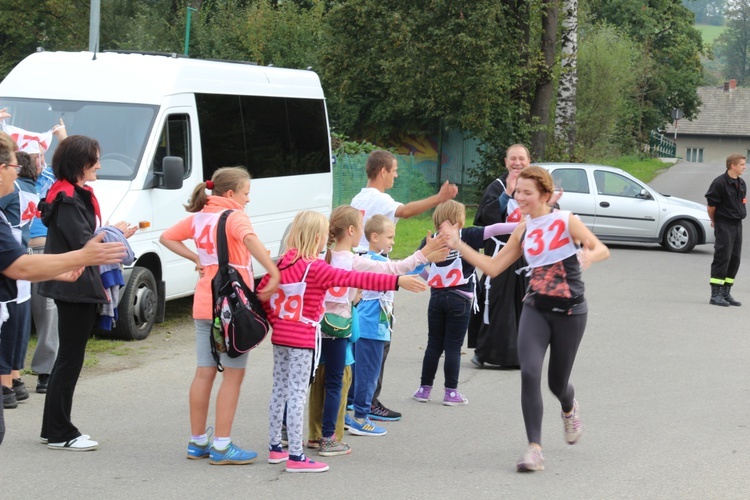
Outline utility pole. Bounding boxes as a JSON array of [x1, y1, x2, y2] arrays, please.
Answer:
[[184, 7, 198, 56], [89, 0, 101, 52]]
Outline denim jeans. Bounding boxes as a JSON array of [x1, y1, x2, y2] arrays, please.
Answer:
[[352, 338, 384, 419], [320, 337, 347, 437], [420, 290, 472, 389]]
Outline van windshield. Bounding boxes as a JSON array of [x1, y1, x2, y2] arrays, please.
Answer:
[[0, 98, 157, 181]]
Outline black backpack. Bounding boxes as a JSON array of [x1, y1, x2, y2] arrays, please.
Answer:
[[210, 210, 269, 371]]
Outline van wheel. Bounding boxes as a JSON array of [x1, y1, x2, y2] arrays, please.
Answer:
[[107, 267, 158, 341]]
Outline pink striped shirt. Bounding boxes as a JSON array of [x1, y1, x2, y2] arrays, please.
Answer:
[[259, 249, 399, 349]]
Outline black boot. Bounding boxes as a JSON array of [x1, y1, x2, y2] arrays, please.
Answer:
[[722, 285, 742, 306], [710, 284, 730, 306]]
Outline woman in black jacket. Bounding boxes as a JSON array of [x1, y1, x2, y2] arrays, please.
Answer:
[[38, 136, 136, 451]]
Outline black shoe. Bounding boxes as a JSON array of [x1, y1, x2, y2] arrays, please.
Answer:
[[36, 374, 50, 394], [471, 355, 485, 369], [2, 385, 18, 409], [12, 378, 29, 401], [368, 401, 402, 421]]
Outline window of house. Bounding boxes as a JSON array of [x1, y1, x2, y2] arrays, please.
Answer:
[[686, 148, 703, 162]]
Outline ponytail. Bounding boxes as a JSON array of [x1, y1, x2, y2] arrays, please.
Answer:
[[184, 182, 209, 213]]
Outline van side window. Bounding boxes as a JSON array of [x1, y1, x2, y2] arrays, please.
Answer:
[[154, 114, 191, 178], [195, 93, 329, 180]]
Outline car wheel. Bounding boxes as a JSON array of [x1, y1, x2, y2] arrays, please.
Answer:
[[662, 220, 697, 253], [105, 267, 158, 341]]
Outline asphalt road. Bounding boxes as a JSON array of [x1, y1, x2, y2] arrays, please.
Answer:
[[2, 161, 749, 499]]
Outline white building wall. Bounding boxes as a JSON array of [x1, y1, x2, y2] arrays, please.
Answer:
[[676, 135, 750, 163]]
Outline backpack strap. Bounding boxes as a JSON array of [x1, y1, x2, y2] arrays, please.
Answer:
[[216, 210, 233, 270]]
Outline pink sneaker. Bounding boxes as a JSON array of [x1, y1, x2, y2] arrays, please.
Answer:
[[285, 455, 329, 473], [268, 449, 289, 464]]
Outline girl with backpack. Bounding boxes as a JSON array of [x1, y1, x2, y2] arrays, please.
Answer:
[[160, 167, 280, 466], [260, 210, 429, 473]]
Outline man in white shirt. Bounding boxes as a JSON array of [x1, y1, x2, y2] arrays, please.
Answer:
[[350, 150, 458, 420]]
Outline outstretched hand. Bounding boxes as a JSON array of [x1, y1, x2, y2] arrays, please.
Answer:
[[0, 108, 10, 121], [398, 274, 428, 293], [52, 118, 67, 140], [438, 221, 462, 249], [421, 230, 450, 262], [437, 180, 459, 202], [506, 168, 521, 194], [111, 221, 138, 239], [80, 232, 126, 265]]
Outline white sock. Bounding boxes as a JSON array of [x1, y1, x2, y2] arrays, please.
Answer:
[[191, 433, 208, 446], [213, 437, 231, 450]]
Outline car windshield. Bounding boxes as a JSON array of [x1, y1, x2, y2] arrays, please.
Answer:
[[0, 97, 157, 180]]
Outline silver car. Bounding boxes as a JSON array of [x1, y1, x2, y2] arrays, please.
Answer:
[[537, 163, 714, 253]]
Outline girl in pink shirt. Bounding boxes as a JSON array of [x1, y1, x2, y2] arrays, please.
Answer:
[[160, 167, 280, 466], [259, 210, 427, 473]]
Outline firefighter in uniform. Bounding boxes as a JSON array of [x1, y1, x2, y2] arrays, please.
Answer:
[[705, 153, 747, 307]]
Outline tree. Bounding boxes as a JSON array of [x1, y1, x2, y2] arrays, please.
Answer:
[[576, 24, 640, 156], [529, 0, 558, 160], [589, 0, 705, 139], [715, 0, 750, 84], [554, 0, 578, 157]]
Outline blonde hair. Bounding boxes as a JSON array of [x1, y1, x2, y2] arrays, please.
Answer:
[[518, 166, 554, 196], [185, 166, 251, 213], [0, 131, 16, 165], [432, 200, 465, 230], [284, 210, 329, 262], [326, 205, 362, 263], [364, 214, 394, 242]]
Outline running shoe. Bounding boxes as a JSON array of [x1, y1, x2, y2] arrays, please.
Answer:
[[187, 427, 213, 460], [368, 401, 402, 421], [347, 416, 387, 437], [562, 399, 583, 444], [344, 413, 355, 430], [412, 385, 432, 402], [187, 441, 211, 460], [209, 443, 257, 465], [319, 436, 352, 457], [516, 445, 544, 472]]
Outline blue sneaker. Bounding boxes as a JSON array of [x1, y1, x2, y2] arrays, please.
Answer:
[[346, 416, 387, 437], [187, 441, 211, 460], [209, 443, 258, 465], [344, 413, 356, 431], [186, 427, 213, 460]]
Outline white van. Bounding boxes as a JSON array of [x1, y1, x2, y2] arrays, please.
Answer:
[[0, 50, 333, 340]]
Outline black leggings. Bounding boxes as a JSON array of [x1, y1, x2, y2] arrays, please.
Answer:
[[518, 305, 587, 445]]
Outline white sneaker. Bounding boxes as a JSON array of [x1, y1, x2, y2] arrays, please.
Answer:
[[48, 435, 99, 451], [562, 399, 583, 445], [41, 434, 89, 445]]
